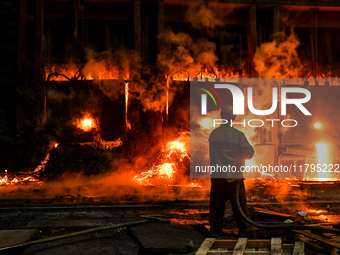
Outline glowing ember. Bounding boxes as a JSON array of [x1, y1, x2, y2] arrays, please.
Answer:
[[307, 209, 327, 215], [74, 113, 98, 132], [187, 182, 202, 188], [0, 153, 49, 185], [94, 134, 123, 150], [0, 170, 8, 184], [132, 133, 198, 186], [33, 153, 50, 173], [132, 163, 175, 185], [0, 161, 46, 186], [0, 173, 43, 185]]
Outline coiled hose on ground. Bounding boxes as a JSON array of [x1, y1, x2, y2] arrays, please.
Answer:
[[235, 181, 340, 235]]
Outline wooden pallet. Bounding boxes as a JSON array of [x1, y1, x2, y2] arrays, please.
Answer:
[[195, 237, 304, 255], [290, 228, 340, 254]]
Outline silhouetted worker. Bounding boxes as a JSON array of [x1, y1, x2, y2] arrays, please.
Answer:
[[209, 104, 254, 237]]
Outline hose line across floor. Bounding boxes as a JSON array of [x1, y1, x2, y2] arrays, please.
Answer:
[[235, 180, 340, 235]]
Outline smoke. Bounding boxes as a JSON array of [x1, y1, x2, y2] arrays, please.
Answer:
[[253, 30, 304, 78], [158, 31, 220, 77], [251, 28, 306, 144], [157, 31, 195, 76], [193, 39, 219, 67], [0, 131, 209, 201], [47, 88, 76, 103], [0, 171, 209, 201], [83, 48, 140, 101], [157, 2, 229, 76], [185, 3, 232, 30]]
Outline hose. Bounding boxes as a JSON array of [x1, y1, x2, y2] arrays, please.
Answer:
[[0, 215, 169, 252], [46, 72, 81, 82], [235, 181, 340, 235]]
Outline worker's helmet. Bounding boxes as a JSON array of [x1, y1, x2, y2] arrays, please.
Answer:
[[220, 105, 236, 120]]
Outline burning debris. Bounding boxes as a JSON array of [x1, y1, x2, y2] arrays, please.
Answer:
[[0, 152, 48, 186], [132, 132, 192, 186]]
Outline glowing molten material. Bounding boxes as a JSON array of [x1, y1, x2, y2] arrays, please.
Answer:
[[75, 113, 98, 132], [166, 140, 188, 160], [132, 134, 196, 186], [94, 134, 123, 150], [0, 153, 49, 185], [132, 163, 175, 185]]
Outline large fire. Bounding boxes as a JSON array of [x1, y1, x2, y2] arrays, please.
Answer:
[[74, 113, 99, 132]]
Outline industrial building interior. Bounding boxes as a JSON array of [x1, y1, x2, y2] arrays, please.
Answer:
[[1, 0, 340, 254]]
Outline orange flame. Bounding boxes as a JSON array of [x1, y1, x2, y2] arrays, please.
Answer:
[[0, 153, 49, 185], [45, 62, 131, 81], [132, 134, 194, 186], [33, 153, 50, 174], [166, 139, 188, 160], [172, 67, 240, 81], [132, 163, 175, 185], [45, 64, 122, 81], [93, 134, 123, 150], [74, 113, 98, 132]]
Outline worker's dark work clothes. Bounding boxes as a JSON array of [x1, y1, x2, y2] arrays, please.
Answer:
[[209, 125, 254, 180], [209, 125, 254, 234], [209, 180, 252, 234]]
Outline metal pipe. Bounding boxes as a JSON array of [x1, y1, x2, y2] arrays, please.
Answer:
[[0, 204, 164, 211], [0, 219, 151, 251], [190, 200, 340, 206]]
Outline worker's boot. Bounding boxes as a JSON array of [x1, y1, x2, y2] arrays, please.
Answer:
[[239, 227, 261, 238]]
